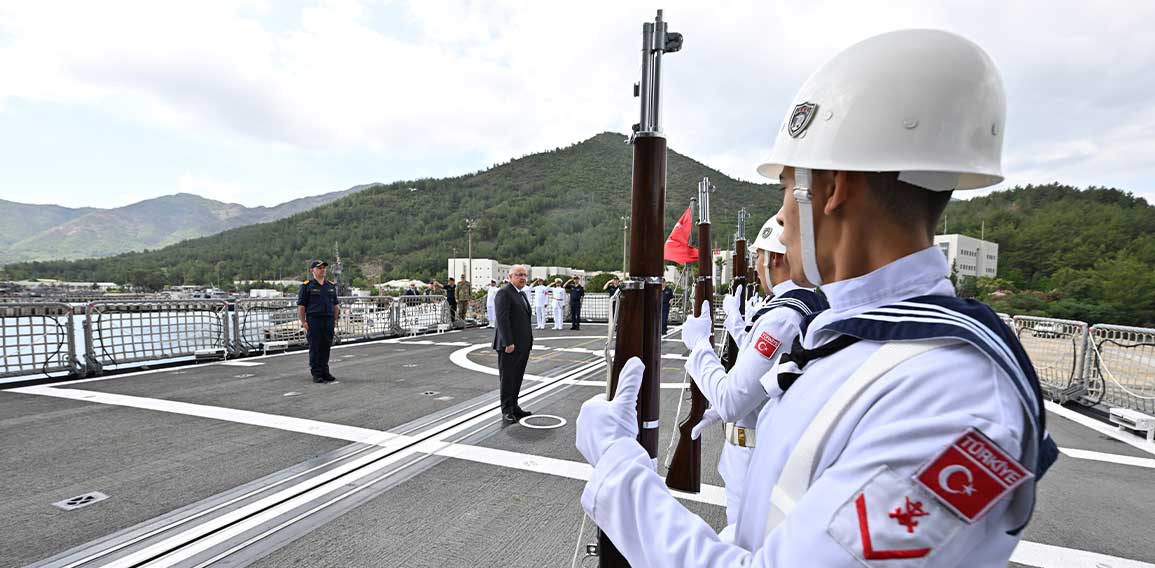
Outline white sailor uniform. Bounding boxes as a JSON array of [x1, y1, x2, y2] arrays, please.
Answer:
[[686, 280, 827, 528], [581, 247, 1057, 567], [533, 284, 549, 329], [486, 286, 499, 328], [552, 287, 566, 330]]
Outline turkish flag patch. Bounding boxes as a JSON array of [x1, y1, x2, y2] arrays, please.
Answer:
[[829, 466, 963, 567], [754, 331, 781, 358], [913, 428, 1032, 523]]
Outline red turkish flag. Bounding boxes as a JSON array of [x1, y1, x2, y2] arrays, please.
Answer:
[[913, 428, 1032, 523], [664, 207, 698, 264]]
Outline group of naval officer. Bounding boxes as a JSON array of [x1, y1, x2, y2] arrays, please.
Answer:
[[574, 29, 1058, 567]]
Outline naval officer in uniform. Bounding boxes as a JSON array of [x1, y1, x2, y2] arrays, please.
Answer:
[[576, 30, 1057, 567], [297, 260, 340, 384]]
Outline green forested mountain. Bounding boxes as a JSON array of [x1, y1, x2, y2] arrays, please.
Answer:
[[1, 133, 780, 287], [4, 134, 1152, 326], [941, 184, 1155, 326]]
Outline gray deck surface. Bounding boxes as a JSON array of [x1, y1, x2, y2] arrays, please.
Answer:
[[2, 324, 1153, 567]]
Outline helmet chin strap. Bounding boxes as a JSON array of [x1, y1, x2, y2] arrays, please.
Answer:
[[793, 168, 824, 287]]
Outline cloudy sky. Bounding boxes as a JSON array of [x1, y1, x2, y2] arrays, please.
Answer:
[[1, 0, 1152, 209]]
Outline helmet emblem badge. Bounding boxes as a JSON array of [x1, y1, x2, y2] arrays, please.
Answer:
[[788, 102, 818, 138]]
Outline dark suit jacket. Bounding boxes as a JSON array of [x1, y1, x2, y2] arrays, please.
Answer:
[[492, 284, 533, 353]]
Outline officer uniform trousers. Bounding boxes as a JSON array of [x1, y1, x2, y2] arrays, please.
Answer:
[[306, 315, 335, 379], [569, 299, 582, 329]]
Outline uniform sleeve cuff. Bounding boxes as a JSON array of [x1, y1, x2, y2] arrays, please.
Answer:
[[581, 438, 650, 520]]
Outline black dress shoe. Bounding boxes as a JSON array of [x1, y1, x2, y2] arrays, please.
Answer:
[[323, 374, 339, 383], [312, 376, 326, 383], [502, 413, 518, 423], [513, 408, 533, 419]]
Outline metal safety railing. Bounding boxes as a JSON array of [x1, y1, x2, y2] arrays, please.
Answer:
[[0, 303, 82, 379], [234, 296, 405, 354], [1086, 324, 1155, 414], [396, 295, 451, 334], [84, 300, 231, 374], [997, 312, 1014, 329], [1013, 315, 1090, 403], [233, 298, 306, 354], [337, 297, 400, 341]]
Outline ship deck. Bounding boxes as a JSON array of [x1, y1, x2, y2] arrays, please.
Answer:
[[2, 324, 1154, 567]]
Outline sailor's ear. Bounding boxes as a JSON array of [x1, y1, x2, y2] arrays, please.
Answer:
[[824, 171, 859, 215]]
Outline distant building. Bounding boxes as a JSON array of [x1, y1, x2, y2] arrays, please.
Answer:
[[448, 258, 516, 285], [248, 289, 282, 298], [14, 279, 118, 291], [447, 258, 601, 285], [934, 234, 998, 278], [234, 279, 304, 288]]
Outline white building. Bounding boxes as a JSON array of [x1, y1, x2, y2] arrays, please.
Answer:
[[934, 234, 998, 279], [248, 288, 282, 298], [235, 279, 304, 289], [447, 258, 520, 286], [447, 258, 605, 286]]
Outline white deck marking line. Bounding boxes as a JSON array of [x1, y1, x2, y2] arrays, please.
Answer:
[[220, 361, 265, 367], [7, 385, 403, 447], [15, 378, 1155, 566], [114, 358, 610, 567], [421, 442, 728, 507], [448, 337, 608, 382], [1011, 539, 1155, 568], [19, 328, 491, 387], [566, 380, 688, 390], [1059, 447, 1155, 469], [1045, 401, 1155, 457]]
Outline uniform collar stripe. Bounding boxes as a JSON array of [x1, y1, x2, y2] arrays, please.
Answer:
[[892, 301, 1020, 368], [866, 305, 1020, 376], [846, 313, 1039, 416], [765, 298, 813, 313], [866, 303, 1032, 408]]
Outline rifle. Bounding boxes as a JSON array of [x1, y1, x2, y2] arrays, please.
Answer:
[[719, 208, 749, 371], [665, 177, 714, 493], [596, 10, 681, 568]]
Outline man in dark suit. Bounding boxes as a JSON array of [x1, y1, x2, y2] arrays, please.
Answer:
[[492, 264, 534, 423]]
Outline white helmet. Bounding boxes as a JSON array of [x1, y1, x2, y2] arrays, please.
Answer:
[[750, 217, 786, 255], [758, 29, 1006, 192], [758, 29, 1006, 285]]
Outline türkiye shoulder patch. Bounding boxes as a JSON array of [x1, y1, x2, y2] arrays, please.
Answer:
[[754, 331, 781, 358], [913, 427, 1032, 523], [828, 466, 963, 567]]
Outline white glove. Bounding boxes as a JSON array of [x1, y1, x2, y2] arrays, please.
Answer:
[[680, 301, 713, 351], [744, 294, 773, 327], [722, 285, 743, 321], [690, 407, 721, 440], [576, 357, 644, 467], [722, 286, 745, 340]]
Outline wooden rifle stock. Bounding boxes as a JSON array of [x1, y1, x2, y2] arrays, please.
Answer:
[[719, 236, 748, 371], [665, 179, 714, 493], [719, 209, 749, 371], [597, 10, 680, 568]]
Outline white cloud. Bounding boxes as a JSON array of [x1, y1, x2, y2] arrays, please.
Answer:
[[1, 0, 1153, 203]]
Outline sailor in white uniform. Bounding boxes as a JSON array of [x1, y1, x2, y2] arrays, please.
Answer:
[[576, 29, 1057, 567], [532, 279, 549, 329], [681, 217, 826, 535], [551, 279, 567, 330], [485, 280, 499, 328]]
